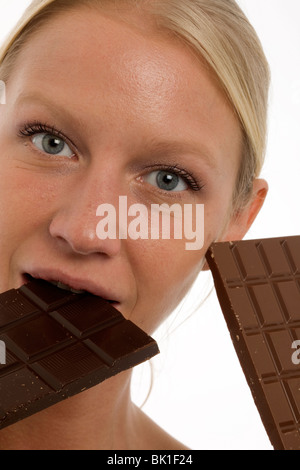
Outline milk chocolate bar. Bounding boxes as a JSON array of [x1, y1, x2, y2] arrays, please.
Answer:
[[206, 236, 300, 450], [0, 279, 159, 430]]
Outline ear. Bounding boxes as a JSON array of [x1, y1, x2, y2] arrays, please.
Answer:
[[220, 178, 269, 242], [202, 178, 268, 270]]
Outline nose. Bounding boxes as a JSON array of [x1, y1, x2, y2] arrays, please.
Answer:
[[49, 174, 122, 257]]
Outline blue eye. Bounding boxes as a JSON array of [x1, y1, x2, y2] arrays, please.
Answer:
[[144, 170, 188, 192], [32, 133, 74, 157]]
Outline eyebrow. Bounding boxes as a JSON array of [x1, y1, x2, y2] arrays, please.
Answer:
[[15, 92, 81, 130], [141, 138, 218, 171], [15, 92, 218, 170]]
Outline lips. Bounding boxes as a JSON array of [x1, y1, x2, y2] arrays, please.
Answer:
[[22, 272, 119, 305]]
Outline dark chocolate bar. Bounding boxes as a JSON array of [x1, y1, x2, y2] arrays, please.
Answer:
[[0, 279, 159, 430], [206, 236, 300, 450]]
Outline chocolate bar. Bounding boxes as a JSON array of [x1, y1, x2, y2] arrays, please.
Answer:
[[0, 279, 159, 430], [206, 236, 300, 450]]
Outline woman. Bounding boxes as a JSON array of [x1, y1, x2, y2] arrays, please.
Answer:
[[0, 0, 270, 450]]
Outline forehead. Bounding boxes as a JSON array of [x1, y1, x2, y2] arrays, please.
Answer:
[[8, 6, 242, 175]]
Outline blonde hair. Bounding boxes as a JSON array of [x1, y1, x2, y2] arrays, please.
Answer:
[[0, 0, 270, 213]]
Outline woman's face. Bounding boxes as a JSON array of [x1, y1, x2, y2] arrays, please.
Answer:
[[0, 7, 250, 333]]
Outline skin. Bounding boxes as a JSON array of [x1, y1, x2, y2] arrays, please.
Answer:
[[0, 5, 268, 449]]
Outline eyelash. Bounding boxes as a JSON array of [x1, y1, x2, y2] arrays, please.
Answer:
[[18, 121, 74, 148], [18, 121, 204, 192], [145, 164, 203, 192]]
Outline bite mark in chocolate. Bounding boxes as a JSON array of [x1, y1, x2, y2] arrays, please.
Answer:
[[0, 278, 159, 430]]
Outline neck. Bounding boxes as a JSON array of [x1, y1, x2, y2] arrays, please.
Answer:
[[0, 370, 137, 450]]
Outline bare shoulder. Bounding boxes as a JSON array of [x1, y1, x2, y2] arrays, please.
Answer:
[[132, 405, 190, 450]]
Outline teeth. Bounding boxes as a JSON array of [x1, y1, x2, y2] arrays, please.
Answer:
[[50, 280, 86, 294], [28, 276, 116, 300]]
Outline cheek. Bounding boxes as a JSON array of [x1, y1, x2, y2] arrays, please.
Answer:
[[126, 197, 234, 333], [127, 237, 205, 332], [0, 158, 62, 247]]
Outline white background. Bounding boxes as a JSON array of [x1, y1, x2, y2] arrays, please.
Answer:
[[1, 0, 300, 450]]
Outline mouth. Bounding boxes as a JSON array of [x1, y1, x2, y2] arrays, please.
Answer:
[[49, 279, 87, 295], [22, 273, 119, 305]]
